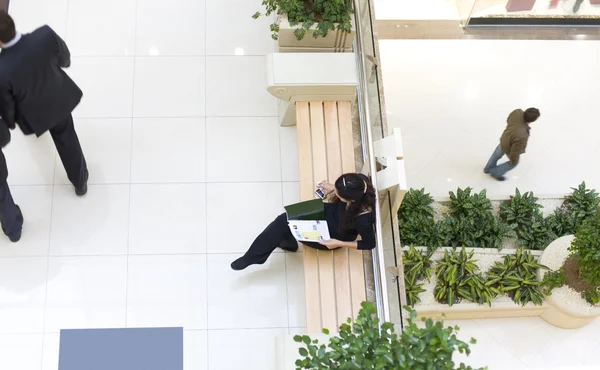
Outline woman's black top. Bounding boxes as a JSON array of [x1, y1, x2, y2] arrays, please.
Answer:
[[302, 201, 376, 251]]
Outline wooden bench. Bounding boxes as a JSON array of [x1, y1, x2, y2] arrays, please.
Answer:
[[295, 100, 367, 333]]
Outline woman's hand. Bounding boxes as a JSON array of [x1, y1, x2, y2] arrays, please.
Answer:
[[319, 238, 341, 249], [317, 180, 335, 194]]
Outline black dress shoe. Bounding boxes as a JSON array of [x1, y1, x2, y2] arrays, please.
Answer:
[[75, 170, 89, 196], [9, 205, 23, 243], [493, 176, 506, 182], [231, 257, 251, 271]]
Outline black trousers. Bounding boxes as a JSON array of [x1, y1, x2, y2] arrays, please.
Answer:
[[0, 180, 21, 238], [242, 213, 331, 264], [50, 114, 87, 189]]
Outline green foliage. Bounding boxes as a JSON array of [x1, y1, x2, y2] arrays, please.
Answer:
[[438, 189, 514, 250], [448, 187, 492, 218], [402, 246, 433, 306], [434, 248, 494, 306], [569, 210, 600, 287], [486, 248, 547, 306], [582, 289, 600, 305], [253, 0, 353, 41], [545, 207, 577, 238], [294, 301, 485, 370], [564, 182, 600, 228], [398, 189, 438, 248], [541, 268, 567, 296], [516, 215, 556, 250], [499, 189, 555, 250], [499, 189, 542, 229]]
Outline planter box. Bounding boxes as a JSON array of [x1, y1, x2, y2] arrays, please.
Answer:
[[416, 301, 547, 322], [277, 15, 355, 53], [506, 0, 536, 12], [537, 235, 600, 329]]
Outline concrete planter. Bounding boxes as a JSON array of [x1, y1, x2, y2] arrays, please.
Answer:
[[277, 15, 354, 53], [537, 235, 600, 329], [412, 238, 600, 329]]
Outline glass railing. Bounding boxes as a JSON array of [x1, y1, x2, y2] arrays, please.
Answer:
[[353, 0, 405, 330]]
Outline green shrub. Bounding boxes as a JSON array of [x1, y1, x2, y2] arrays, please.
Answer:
[[545, 207, 576, 238], [486, 248, 547, 306], [564, 182, 600, 228], [253, 0, 353, 41], [402, 246, 433, 307], [569, 210, 600, 287], [448, 187, 492, 218], [541, 268, 567, 296], [294, 301, 485, 370], [499, 189, 555, 250], [583, 289, 600, 305], [434, 248, 493, 306], [438, 214, 514, 251], [499, 189, 542, 229], [398, 189, 438, 248], [516, 215, 556, 250]]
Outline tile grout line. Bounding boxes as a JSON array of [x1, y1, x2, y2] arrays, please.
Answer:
[[204, 0, 209, 366], [124, 0, 140, 329]]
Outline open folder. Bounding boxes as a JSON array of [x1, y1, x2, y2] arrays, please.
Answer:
[[284, 199, 331, 242]]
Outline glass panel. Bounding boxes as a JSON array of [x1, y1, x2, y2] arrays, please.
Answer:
[[354, 0, 404, 329], [455, 0, 479, 26]]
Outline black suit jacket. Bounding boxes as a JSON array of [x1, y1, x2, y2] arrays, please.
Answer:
[[0, 25, 82, 137]]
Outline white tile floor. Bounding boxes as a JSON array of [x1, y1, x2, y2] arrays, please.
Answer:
[[0, 1, 305, 369], [379, 39, 600, 200]]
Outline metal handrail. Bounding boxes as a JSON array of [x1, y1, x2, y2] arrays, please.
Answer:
[[352, 0, 390, 326]]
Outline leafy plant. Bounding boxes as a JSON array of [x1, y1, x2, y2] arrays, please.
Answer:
[[448, 187, 492, 218], [582, 289, 600, 305], [402, 246, 434, 307], [438, 214, 514, 251], [516, 215, 556, 250], [569, 210, 600, 287], [434, 248, 494, 306], [486, 248, 547, 306], [541, 268, 566, 296], [499, 189, 554, 250], [253, 0, 354, 41], [564, 182, 600, 228], [398, 189, 438, 248], [545, 207, 577, 238], [499, 189, 542, 229], [294, 301, 485, 369]]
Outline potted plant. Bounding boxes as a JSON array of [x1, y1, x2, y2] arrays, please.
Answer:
[[252, 0, 355, 52], [539, 208, 600, 328], [293, 301, 485, 369]]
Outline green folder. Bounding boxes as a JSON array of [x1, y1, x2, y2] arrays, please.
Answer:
[[284, 199, 325, 221]]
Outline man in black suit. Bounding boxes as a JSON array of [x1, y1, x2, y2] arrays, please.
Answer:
[[0, 119, 22, 242], [0, 11, 88, 199]]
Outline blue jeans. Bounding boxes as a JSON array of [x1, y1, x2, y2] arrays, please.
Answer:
[[484, 144, 516, 179]]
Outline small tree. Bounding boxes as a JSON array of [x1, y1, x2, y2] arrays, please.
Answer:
[[569, 209, 600, 287], [294, 301, 485, 370]]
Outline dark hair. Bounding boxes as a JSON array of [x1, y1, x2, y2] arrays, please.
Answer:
[[334, 173, 376, 232], [523, 108, 540, 123], [0, 11, 15, 44]]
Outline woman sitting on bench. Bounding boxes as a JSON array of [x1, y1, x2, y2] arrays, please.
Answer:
[[231, 173, 376, 271]]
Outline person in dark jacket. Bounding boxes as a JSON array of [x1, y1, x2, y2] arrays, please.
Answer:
[[0, 11, 88, 196], [231, 173, 376, 271], [0, 119, 22, 242], [484, 107, 540, 181]]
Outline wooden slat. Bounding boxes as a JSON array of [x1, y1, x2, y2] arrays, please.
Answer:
[[337, 101, 367, 318], [325, 102, 353, 326], [309, 102, 337, 331], [296, 102, 322, 333]]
